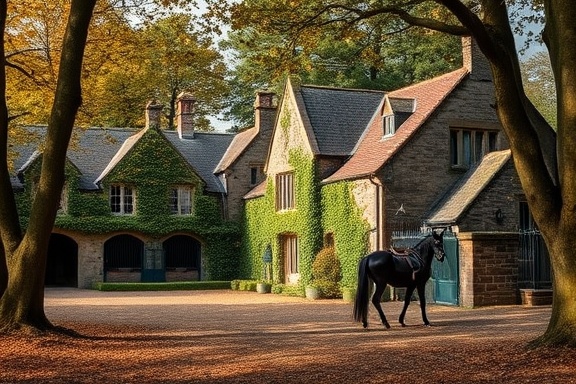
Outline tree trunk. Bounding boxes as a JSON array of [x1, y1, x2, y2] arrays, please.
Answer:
[[0, 0, 96, 334], [534, 227, 576, 347]]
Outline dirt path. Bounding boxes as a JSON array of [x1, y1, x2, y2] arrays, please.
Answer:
[[1, 288, 575, 383]]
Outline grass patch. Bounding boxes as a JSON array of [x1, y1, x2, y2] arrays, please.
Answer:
[[92, 281, 231, 291]]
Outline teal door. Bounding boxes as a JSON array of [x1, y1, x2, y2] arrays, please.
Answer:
[[141, 243, 166, 282], [432, 231, 459, 305]]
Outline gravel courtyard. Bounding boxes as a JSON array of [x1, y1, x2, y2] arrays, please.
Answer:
[[1, 288, 575, 384]]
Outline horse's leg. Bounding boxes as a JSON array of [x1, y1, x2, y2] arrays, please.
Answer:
[[399, 285, 416, 327], [417, 283, 430, 326], [371, 282, 391, 329]]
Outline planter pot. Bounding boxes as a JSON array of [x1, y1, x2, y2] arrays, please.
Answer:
[[305, 286, 321, 300], [256, 282, 272, 294], [342, 287, 356, 302]]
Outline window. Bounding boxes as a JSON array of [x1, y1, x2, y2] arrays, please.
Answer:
[[170, 186, 193, 215], [276, 172, 295, 211], [383, 114, 396, 136], [110, 184, 134, 214], [450, 128, 497, 168], [250, 164, 264, 185]]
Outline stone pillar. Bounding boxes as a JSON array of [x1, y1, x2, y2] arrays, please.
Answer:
[[458, 232, 519, 307]]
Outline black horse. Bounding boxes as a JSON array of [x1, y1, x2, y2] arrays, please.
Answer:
[[353, 229, 446, 328]]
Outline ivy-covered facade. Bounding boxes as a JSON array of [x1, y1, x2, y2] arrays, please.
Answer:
[[12, 95, 243, 288]]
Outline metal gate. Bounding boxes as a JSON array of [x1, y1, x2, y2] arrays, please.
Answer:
[[432, 231, 459, 305], [518, 202, 552, 289], [519, 229, 552, 289]]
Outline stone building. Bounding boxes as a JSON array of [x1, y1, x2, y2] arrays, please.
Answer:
[[240, 37, 549, 306]]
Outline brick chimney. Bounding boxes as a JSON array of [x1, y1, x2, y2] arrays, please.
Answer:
[[145, 100, 163, 130], [462, 36, 492, 82], [254, 91, 277, 133], [177, 92, 196, 139]]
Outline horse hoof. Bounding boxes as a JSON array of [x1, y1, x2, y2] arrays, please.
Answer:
[[424, 323, 431, 327], [362, 322, 368, 329], [400, 323, 406, 328], [384, 322, 391, 329]]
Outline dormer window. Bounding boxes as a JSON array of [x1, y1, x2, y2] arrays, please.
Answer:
[[383, 114, 396, 136]]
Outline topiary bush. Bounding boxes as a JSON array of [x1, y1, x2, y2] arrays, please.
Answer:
[[311, 246, 341, 298]]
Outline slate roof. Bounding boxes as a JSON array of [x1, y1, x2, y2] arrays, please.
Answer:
[[298, 85, 384, 156], [214, 126, 259, 174], [323, 68, 469, 183], [426, 150, 512, 226], [11, 126, 234, 194], [12, 126, 136, 190], [164, 130, 234, 193]]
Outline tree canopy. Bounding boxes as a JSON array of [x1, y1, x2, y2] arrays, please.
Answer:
[[219, 0, 574, 347]]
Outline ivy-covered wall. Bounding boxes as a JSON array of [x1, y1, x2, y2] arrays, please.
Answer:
[[321, 182, 370, 288], [241, 150, 323, 288], [17, 128, 241, 280], [241, 149, 370, 290]]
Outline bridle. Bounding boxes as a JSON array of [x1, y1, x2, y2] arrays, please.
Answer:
[[433, 238, 446, 262]]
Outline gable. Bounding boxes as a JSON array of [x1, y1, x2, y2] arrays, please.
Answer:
[[265, 79, 316, 176], [97, 128, 203, 188], [323, 68, 469, 184]]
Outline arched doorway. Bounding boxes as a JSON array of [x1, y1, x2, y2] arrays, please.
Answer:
[[46, 234, 78, 287], [163, 235, 201, 281], [104, 234, 143, 282]]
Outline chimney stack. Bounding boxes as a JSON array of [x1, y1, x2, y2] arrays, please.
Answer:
[[254, 91, 277, 133], [177, 92, 196, 139], [462, 36, 492, 81], [145, 100, 163, 130]]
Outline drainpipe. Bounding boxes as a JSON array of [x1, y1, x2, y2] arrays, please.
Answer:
[[369, 175, 383, 251]]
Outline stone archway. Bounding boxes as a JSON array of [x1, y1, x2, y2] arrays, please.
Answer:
[[46, 234, 78, 287]]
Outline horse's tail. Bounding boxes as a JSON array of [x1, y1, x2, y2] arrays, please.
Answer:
[[353, 256, 370, 326]]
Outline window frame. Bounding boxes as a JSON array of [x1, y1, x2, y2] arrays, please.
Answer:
[[383, 114, 396, 137], [170, 185, 194, 215], [275, 172, 295, 211], [110, 184, 135, 215], [450, 128, 498, 168]]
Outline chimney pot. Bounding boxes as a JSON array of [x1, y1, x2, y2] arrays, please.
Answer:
[[177, 92, 196, 139], [145, 100, 163, 130]]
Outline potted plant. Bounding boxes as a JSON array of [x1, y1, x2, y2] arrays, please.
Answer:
[[306, 246, 341, 300], [256, 280, 272, 294]]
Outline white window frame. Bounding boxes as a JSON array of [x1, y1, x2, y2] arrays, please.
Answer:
[[170, 186, 193, 215], [275, 172, 295, 211], [383, 114, 396, 136], [110, 184, 135, 215]]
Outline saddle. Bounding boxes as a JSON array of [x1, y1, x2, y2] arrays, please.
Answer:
[[390, 248, 423, 280]]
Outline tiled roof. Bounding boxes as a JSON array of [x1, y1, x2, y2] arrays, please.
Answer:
[[323, 68, 469, 183], [426, 150, 512, 225], [163, 131, 234, 193], [12, 126, 137, 190], [214, 126, 258, 174], [243, 179, 267, 200], [299, 85, 384, 156], [11, 126, 234, 193]]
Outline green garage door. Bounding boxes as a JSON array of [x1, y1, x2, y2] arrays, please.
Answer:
[[432, 231, 459, 305]]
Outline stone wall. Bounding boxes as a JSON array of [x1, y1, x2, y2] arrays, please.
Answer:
[[458, 232, 519, 307]]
